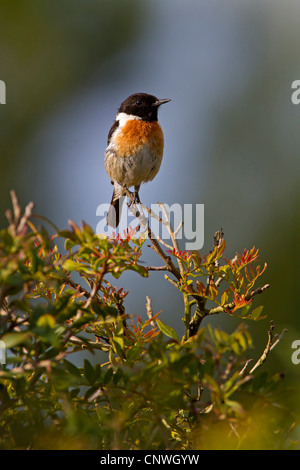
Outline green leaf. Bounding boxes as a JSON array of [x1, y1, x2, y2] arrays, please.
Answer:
[[94, 257, 107, 269], [1, 332, 31, 348], [126, 264, 148, 277], [83, 359, 95, 384], [249, 305, 264, 320], [111, 335, 124, 357], [63, 259, 94, 275], [103, 366, 113, 385], [241, 303, 252, 318], [72, 311, 94, 327], [156, 320, 180, 342], [0, 229, 14, 251], [33, 326, 60, 347], [192, 250, 202, 268], [62, 259, 81, 272], [92, 303, 118, 319], [220, 289, 230, 306], [63, 359, 82, 378], [65, 238, 77, 250], [126, 342, 143, 364], [59, 230, 79, 242], [4, 272, 24, 287]]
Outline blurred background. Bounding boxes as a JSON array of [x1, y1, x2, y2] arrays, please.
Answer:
[[0, 0, 299, 432]]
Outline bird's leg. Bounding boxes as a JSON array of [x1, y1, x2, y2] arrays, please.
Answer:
[[127, 187, 140, 207], [123, 185, 140, 208], [128, 185, 141, 218], [132, 185, 141, 205], [116, 181, 134, 204], [116, 182, 141, 215]]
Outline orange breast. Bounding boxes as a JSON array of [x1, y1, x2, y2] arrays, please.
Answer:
[[115, 120, 164, 158]]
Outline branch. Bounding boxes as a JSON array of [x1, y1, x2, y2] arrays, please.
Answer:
[[205, 228, 224, 297], [148, 236, 181, 281], [84, 270, 105, 309], [62, 276, 97, 301], [119, 198, 182, 281], [145, 296, 155, 327], [249, 321, 288, 375], [5, 190, 35, 236], [68, 335, 111, 352], [245, 284, 270, 301], [156, 202, 185, 277], [189, 229, 224, 337], [18, 201, 35, 234], [61, 271, 106, 346], [0, 352, 66, 377], [145, 265, 169, 272], [207, 283, 271, 316]]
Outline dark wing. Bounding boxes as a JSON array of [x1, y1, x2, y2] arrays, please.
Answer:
[[107, 120, 119, 146]]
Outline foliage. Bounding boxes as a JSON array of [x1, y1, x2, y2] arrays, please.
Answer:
[[0, 192, 294, 450]]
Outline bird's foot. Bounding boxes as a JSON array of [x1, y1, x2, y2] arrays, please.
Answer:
[[127, 191, 140, 208], [126, 192, 141, 219], [117, 182, 140, 211], [132, 191, 140, 205]]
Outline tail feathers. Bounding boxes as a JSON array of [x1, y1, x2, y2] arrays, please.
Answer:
[[107, 194, 126, 228]]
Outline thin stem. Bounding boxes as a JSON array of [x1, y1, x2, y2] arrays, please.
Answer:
[[249, 321, 287, 375]]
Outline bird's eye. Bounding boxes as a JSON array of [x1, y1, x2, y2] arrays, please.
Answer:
[[135, 99, 142, 106]]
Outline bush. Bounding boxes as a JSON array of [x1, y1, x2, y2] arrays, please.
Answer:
[[0, 192, 293, 450]]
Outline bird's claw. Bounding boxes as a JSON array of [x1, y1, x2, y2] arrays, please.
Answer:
[[127, 191, 140, 208]]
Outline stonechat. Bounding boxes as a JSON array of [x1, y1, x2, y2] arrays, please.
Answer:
[[104, 93, 171, 228]]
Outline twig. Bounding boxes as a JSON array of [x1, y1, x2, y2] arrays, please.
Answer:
[[205, 229, 224, 297], [0, 352, 66, 377], [188, 229, 224, 337], [144, 204, 169, 226], [174, 221, 183, 238], [145, 265, 169, 272], [121, 199, 182, 281], [245, 284, 270, 301], [143, 204, 174, 248], [145, 296, 155, 327], [188, 283, 270, 337], [269, 328, 288, 352], [147, 235, 173, 250], [68, 335, 111, 351], [157, 203, 181, 254], [62, 276, 97, 302], [147, 235, 181, 281], [249, 321, 287, 375], [135, 202, 204, 339], [17, 202, 35, 234], [84, 271, 104, 309], [5, 191, 35, 236], [238, 359, 253, 376], [10, 189, 21, 225], [207, 283, 270, 316], [215, 275, 225, 288]]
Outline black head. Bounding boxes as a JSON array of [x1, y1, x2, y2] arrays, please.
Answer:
[[118, 93, 171, 122]]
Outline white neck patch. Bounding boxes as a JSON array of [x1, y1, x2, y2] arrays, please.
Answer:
[[116, 112, 142, 128]]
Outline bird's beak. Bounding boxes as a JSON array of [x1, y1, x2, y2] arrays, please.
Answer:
[[153, 98, 171, 107]]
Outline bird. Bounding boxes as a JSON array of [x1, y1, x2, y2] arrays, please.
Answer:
[[104, 92, 171, 228]]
